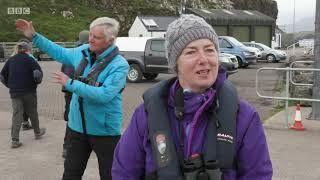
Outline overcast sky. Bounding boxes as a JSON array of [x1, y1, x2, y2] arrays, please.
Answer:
[[275, 0, 316, 25]]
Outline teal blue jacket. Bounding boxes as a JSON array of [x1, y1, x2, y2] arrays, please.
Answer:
[[33, 33, 129, 135]]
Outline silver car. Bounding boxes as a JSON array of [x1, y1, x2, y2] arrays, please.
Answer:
[[242, 42, 287, 63], [219, 53, 239, 75]]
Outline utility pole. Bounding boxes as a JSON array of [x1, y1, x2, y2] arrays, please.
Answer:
[[180, 0, 187, 15], [293, 0, 296, 35], [310, 0, 320, 120]]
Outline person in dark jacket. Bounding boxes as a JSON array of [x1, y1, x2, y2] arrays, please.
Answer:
[[0, 41, 46, 148], [112, 14, 273, 179], [11, 38, 38, 131], [61, 30, 89, 158]]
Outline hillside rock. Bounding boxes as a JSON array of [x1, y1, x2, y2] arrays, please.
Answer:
[[231, 0, 278, 19], [0, 0, 278, 41]]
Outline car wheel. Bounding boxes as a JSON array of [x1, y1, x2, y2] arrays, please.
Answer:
[[236, 57, 244, 68], [143, 73, 158, 80], [266, 54, 276, 63], [127, 64, 142, 83]]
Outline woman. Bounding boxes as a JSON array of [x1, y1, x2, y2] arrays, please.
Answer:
[[112, 14, 272, 179]]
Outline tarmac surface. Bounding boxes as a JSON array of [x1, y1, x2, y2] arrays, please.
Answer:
[[0, 58, 320, 179], [1, 106, 320, 179]]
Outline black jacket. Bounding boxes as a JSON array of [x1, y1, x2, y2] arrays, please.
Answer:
[[0, 53, 42, 98]]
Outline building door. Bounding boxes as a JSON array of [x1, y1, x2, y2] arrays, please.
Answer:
[[231, 26, 250, 42], [254, 26, 271, 47]]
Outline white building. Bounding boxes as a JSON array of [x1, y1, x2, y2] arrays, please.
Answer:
[[129, 16, 178, 38], [272, 26, 284, 49]]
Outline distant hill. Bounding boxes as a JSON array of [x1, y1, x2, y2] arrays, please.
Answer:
[[0, 0, 277, 42], [279, 16, 315, 33]]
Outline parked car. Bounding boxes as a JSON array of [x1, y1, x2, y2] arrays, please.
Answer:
[[218, 36, 257, 68], [242, 42, 287, 62], [116, 37, 239, 82], [116, 37, 170, 83], [219, 53, 238, 75], [245, 46, 262, 59], [33, 49, 53, 61]]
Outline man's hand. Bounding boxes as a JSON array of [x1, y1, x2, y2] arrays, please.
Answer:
[[52, 72, 70, 86], [15, 19, 35, 39]]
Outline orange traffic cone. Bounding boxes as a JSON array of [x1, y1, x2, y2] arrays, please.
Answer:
[[290, 104, 305, 131]]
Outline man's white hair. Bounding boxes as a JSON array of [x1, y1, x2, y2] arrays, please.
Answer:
[[90, 17, 120, 40]]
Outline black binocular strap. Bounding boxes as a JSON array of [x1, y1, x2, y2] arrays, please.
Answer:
[[75, 48, 119, 136], [78, 97, 87, 135]]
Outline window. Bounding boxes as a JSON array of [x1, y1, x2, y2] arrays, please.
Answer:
[[151, 40, 165, 52], [219, 39, 232, 48], [141, 19, 158, 27]]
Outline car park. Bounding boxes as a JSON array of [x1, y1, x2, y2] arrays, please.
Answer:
[[218, 36, 257, 68], [116, 37, 239, 82], [219, 53, 238, 75], [242, 42, 287, 62], [245, 46, 262, 59], [116, 37, 170, 83]]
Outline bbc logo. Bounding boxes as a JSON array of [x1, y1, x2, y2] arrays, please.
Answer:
[[7, 7, 30, 15]]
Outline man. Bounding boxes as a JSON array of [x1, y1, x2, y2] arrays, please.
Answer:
[[16, 17, 129, 179], [12, 38, 38, 131], [0, 41, 45, 148], [61, 30, 89, 158]]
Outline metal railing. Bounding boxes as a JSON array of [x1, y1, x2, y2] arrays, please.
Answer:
[[0, 41, 77, 59], [289, 60, 314, 86], [256, 65, 320, 127], [286, 42, 299, 56]]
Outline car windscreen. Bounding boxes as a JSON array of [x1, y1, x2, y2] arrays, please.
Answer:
[[257, 43, 271, 50], [227, 37, 245, 47]]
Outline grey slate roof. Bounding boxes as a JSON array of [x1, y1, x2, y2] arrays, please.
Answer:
[[186, 8, 275, 26], [138, 16, 178, 32]]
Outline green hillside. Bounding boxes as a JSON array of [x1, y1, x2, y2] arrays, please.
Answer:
[[0, 0, 108, 41], [0, 0, 278, 42]]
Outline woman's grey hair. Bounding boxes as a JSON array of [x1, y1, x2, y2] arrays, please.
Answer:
[[90, 17, 120, 40]]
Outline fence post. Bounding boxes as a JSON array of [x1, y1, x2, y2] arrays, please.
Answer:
[[285, 67, 290, 128]]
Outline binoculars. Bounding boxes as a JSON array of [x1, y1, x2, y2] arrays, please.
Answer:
[[182, 154, 221, 180]]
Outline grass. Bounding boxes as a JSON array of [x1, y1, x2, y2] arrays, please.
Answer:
[[0, 0, 109, 41]]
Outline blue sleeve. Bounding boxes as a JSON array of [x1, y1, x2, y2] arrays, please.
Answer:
[[32, 33, 81, 66], [64, 61, 129, 104], [112, 104, 147, 180], [230, 101, 273, 180]]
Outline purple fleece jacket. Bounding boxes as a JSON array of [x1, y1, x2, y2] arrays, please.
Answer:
[[112, 69, 273, 179]]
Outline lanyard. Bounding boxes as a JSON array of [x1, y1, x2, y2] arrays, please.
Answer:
[[174, 87, 215, 158]]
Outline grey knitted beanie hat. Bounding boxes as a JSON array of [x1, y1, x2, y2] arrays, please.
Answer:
[[165, 14, 219, 72]]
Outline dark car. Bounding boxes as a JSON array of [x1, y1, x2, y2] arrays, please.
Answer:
[[242, 42, 287, 63]]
